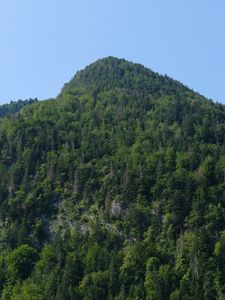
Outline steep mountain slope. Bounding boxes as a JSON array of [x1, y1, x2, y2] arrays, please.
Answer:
[[0, 57, 225, 299]]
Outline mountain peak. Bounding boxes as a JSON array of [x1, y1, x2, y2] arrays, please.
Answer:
[[1, 56, 225, 299], [61, 56, 188, 97], [61, 56, 154, 93]]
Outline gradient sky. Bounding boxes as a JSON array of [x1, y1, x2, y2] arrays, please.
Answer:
[[0, 0, 224, 104]]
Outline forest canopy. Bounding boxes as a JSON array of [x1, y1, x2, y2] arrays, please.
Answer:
[[0, 57, 225, 299]]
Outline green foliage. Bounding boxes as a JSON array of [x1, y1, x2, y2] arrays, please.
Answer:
[[0, 99, 38, 118], [7, 245, 38, 281], [0, 57, 225, 298]]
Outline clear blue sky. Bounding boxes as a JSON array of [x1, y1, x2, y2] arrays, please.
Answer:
[[0, 0, 225, 104]]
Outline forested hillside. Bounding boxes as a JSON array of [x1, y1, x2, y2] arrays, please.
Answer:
[[0, 99, 38, 119], [0, 57, 225, 299]]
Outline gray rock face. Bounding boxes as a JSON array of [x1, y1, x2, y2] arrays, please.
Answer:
[[111, 201, 122, 216]]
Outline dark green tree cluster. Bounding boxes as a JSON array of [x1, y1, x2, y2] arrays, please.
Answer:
[[0, 57, 225, 299], [0, 99, 38, 119]]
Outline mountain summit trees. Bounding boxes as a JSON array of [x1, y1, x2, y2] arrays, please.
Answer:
[[0, 57, 225, 299]]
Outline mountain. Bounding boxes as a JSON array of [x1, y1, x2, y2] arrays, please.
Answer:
[[0, 57, 225, 299]]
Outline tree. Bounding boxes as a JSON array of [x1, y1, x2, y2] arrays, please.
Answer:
[[7, 244, 38, 281]]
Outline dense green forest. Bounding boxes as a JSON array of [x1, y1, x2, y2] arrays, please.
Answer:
[[0, 99, 38, 119], [0, 57, 225, 299]]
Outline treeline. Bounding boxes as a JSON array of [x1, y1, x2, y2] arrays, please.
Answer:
[[0, 98, 38, 118]]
